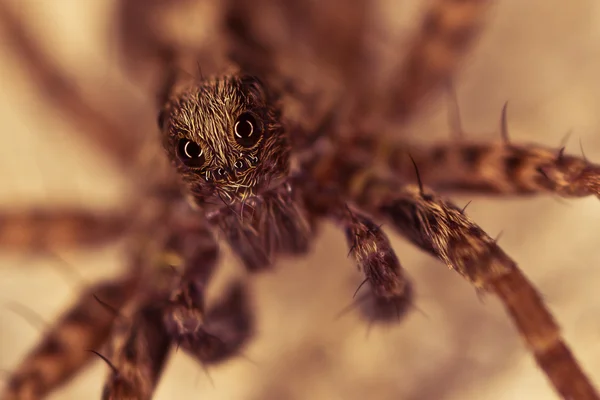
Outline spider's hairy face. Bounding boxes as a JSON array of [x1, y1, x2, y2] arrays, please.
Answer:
[[160, 74, 289, 204]]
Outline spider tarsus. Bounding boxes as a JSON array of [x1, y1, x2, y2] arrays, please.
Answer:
[[336, 280, 415, 325], [170, 281, 255, 366], [199, 281, 255, 365], [357, 281, 415, 325], [343, 208, 411, 301]]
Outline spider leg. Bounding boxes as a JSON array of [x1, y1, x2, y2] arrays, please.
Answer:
[[161, 219, 255, 366], [99, 300, 172, 400], [178, 281, 254, 366], [345, 172, 599, 400], [298, 180, 413, 323], [0, 208, 129, 254], [162, 227, 219, 346], [336, 206, 415, 323], [0, 2, 145, 172], [340, 136, 600, 198], [376, 0, 491, 125], [1, 276, 135, 400], [95, 196, 221, 399]]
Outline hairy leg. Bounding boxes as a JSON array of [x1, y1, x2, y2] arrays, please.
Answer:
[[298, 179, 413, 323], [200, 281, 254, 365], [380, 0, 491, 125], [347, 170, 599, 399], [99, 299, 172, 400], [93, 191, 231, 399], [161, 215, 255, 366], [0, 1, 145, 172], [0, 208, 129, 254], [304, 137, 600, 398], [335, 135, 600, 198], [336, 206, 415, 322], [1, 276, 135, 400], [169, 277, 255, 367], [162, 224, 220, 352]]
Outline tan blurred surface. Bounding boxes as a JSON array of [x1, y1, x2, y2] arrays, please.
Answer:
[[1, 1, 600, 399]]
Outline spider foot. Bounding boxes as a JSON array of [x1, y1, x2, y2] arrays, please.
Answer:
[[343, 208, 410, 300], [357, 281, 415, 324], [192, 282, 255, 365]]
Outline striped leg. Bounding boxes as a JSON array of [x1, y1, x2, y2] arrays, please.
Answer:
[[0, 208, 128, 254], [0, 2, 144, 172], [382, 0, 491, 124], [346, 170, 599, 400], [99, 300, 172, 400], [159, 218, 255, 367], [298, 179, 413, 323], [1, 277, 135, 400], [334, 135, 600, 198]]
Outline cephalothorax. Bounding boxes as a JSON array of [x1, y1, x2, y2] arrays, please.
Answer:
[[0, 1, 599, 400]]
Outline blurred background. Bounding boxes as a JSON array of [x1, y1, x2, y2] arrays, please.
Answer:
[[1, 0, 600, 399]]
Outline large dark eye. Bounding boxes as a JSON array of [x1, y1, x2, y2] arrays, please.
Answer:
[[234, 112, 262, 148], [176, 139, 205, 168]]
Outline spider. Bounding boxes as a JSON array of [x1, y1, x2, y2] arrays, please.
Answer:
[[1, 0, 600, 399]]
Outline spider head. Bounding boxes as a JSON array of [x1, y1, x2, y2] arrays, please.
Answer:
[[159, 73, 290, 206]]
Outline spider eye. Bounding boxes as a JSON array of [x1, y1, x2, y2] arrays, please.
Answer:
[[176, 139, 205, 168], [234, 112, 261, 148]]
